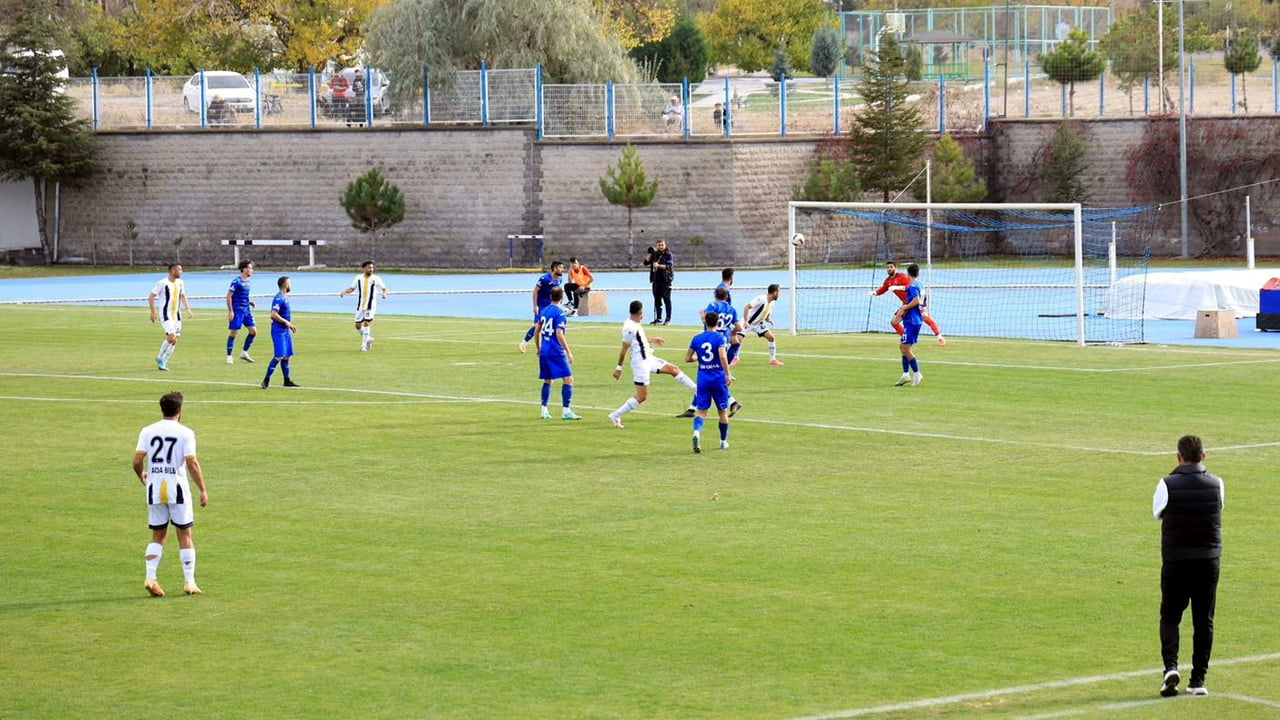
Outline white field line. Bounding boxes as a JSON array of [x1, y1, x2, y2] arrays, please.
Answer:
[[791, 652, 1280, 720], [1017, 698, 1166, 720], [1216, 693, 1280, 708], [0, 395, 471, 406], [4, 372, 1280, 457]]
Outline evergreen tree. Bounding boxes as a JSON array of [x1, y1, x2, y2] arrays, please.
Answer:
[[1042, 122, 1090, 204], [1099, 7, 1176, 115], [1039, 28, 1106, 117], [809, 26, 843, 79], [902, 45, 923, 82], [1224, 31, 1261, 112], [849, 35, 928, 202], [0, 0, 98, 263], [930, 134, 986, 203], [793, 140, 861, 203], [599, 144, 659, 268], [630, 15, 709, 84], [341, 168, 406, 263], [769, 46, 794, 82]]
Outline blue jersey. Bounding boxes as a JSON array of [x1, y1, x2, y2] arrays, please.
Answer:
[[902, 282, 924, 326], [535, 273, 561, 309], [689, 330, 728, 381], [229, 276, 252, 312], [715, 282, 732, 305], [704, 300, 737, 337], [537, 304, 567, 356], [271, 292, 291, 329]]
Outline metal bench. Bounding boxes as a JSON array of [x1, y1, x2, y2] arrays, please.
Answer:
[[221, 239, 326, 270]]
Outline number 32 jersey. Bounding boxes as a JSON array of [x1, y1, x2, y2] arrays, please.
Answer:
[[136, 419, 198, 506]]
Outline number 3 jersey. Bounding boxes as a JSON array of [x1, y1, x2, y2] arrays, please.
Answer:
[[136, 419, 198, 505]]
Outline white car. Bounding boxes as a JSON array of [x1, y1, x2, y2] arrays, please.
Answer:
[[183, 71, 257, 115]]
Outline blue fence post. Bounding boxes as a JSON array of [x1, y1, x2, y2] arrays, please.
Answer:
[[366, 67, 375, 128], [723, 76, 731, 139], [480, 61, 490, 126], [1230, 73, 1236, 115], [682, 76, 691, 140], [535, 63, 544, 140], [199, 68, 207, 129], [834, 74, 841, 135], [1274, 57, 1278, 114], [1143, 76, 1150, 115], [1190, 59, 1195, 115], [308, 67, 316, 129], [938, 76, 946, 134], [91, 67, 99, 130], [423, 66, 431, 127], [145, 68, 152, 130], [606, 79, 615, 141], [983, 59, 990, 131], [1099, 74, 1105, 116], [254, 67, 262, 129], [1024, 60, 1030, 118], [780, 73, 787, 137]]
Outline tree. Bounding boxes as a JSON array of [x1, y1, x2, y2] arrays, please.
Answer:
[[630, 15, 709, 83], [1224, 30, 1262, 112], [848, 35, 929, 202], [769, 45, 793, 82], [594, 0, 680, 50], [902, 44, 923, 81], [793, 139, 861, 202], [809, 25, 843, 78], [341, 168, 406, 263], [929, 134, 986, 203], [699, 0, 830, 73], [1099, 7, 1176, 115], [1039, 28, 1106, 117], [599, 144, 659, 268], [1042, 122, 1089, 204], [0, 1, 98, 263]]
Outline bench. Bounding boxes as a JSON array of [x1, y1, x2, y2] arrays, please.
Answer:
[[576, 290, 609, 317], [221, 239, 326, 270]]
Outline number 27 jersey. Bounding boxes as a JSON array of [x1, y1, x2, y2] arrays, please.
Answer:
[[135, 419, 197, 505]]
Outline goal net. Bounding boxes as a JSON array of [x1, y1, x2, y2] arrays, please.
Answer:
[[787, 202, 1154, 346]]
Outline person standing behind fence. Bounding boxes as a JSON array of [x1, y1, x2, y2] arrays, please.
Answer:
[[564, 257, 594, 315], [1154, 434, 1224, 698], [645, 238, 674, 325]]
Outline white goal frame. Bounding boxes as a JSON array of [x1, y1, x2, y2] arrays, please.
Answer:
[[788, 201, 1087, 346]]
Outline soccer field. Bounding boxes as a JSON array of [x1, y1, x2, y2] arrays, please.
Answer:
[[2, 304, 1278, 719]]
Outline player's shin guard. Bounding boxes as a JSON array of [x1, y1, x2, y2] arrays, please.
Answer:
[[692, 416, 705, 435], [163, 341, 177, 361], [561, 384, 573, 409], [768, 341, 777, 360], [226, 336, 235, 356], [145, 542, 163, 580], [893, 322, 905, 336], [243, 333, 255, 352], [908, 359, 919, 373], [265, 358, 279, 379], [524, 325, 537, 342], [615, 397, 641, 416], [674, 372, 696, 391], [281, 360, 291, 380], [901, 357, 910, 373], [179, 548, 196, 584], [727, 343, 741, 363], [158, 340, 170, 360], [540, 383, 551, 408], [925, 317, 941, 335], [718, 423, 729, 443]]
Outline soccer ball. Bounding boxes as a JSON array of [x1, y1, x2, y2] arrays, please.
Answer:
[[790, 233, 806, 246]]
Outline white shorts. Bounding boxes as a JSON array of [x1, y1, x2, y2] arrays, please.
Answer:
[[148, 501, 194, 529], [354, 309, 376, 323], [745, 322, 772, 337], [161, 319, 182, 336], [631, 355, 670, 385]]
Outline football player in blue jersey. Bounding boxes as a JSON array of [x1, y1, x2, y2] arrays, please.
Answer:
[[678, 286, 741, 418], [225, 260, 258, 364], [519, 261, 566, 354], [261, 276, 299, 389], [892, 263, 925, 387], [534, 287, 581, 420], [686, 310, 734, 453]]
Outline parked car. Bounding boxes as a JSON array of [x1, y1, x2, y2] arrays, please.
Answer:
[[183, 71, 257, 116]]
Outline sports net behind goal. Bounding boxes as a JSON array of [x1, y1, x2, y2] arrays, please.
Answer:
[[788, 202, 1155, 345]]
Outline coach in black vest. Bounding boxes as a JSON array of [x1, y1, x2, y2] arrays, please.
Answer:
[[1154, 435, 1224, 698]]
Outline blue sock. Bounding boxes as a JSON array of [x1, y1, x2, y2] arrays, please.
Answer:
[[901, 356, 910, 372], [909, 358, 919, 373], [561, 384, 573, 409], [524, 325, 537, 342], [719, 423, 729, 442], [692, 416, 705, 433], [243, 333, 255, 352], [265, 358, 279, 379], [540, 383, 551, 407], [226, 336, 235, 355], [281, 359, 291, 380], [727, 343, 741, 363]]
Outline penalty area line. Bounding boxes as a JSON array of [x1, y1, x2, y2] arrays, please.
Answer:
[[790, 652, 1280, 720], [0, 395, 474, 406]]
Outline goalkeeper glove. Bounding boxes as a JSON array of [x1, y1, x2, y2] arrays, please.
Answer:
[[866, 290, 877, 297]]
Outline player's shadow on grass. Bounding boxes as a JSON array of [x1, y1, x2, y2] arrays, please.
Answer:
[[0, 594, 155, 613]]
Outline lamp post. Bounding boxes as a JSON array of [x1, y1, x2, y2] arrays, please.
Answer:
[[1178, 0, 1189, 258]]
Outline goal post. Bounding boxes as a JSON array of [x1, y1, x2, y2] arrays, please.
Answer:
[[787, 201, 1152, 346]]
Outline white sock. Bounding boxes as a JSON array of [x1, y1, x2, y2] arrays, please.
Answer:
[[768, 342, 777, 360], [163, 341, 178, 361], [614, 397, 641, 417], [158, 340, 170, 360], [180, 548, 196, 584], [674, 372, 696, 391], [145, 542, 163, 580]]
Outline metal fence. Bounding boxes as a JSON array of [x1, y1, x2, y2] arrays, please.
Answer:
[[71, 55, 1280, 139]]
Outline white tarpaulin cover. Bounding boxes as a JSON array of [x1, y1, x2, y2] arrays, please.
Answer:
[[1105, 270, 1280, 320]]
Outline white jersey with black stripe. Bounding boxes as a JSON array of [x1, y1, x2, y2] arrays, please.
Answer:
[[743, 294, 774, 327], [621, 319, 655, 362], [151, 278, 184, 322], [135, 419, 197, 506]]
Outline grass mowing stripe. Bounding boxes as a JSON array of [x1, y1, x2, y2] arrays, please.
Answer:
[[1016, 698, 1167, 720]]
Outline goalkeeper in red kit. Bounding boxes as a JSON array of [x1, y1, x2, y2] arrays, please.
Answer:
[[869, 260, 945, 346]]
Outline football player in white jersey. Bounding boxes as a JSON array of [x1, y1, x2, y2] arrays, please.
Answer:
[[607, 300, 698, 428], [339, 260, 389, 351], [741, 283, 784, 366], [132, 392, 208, 597], [148, 264, 193, 371]]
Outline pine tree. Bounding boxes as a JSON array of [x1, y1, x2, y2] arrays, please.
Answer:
[[1039, 28, 1106, 117], [809, 26, 843, 79], [794, 139, 861, 203], [0, 0, 98, 263], [1224, 31, 1261, 113], [849, 35, 928, 202], [599, 144, 659, 268], [341, 168, 406, 262], [769, 46, 794, 83], [930, 134, 986, 203], [1043, 122, 1090, 204]]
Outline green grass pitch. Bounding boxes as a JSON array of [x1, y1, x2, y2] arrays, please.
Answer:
[[1, 304, 1278, 719]]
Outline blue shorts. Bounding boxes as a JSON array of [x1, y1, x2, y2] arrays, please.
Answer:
[[229, 309, 256, 331], [693, 377, 730, 411], [271, 329, 294, 358], [539, 354, 572, 381], [901, 322, 921, 346]]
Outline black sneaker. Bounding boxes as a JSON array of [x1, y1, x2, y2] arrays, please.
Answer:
[[283, 379, 300, 387], [651, 319, 661, 325], [662, 320, 670, 325], [1187, 674, 1207, 696], [1160, 669, 1180, 697], [729, 401, 742, 417], [676, 408, 696, 418], [260, 379, 269, 389], [693, 435, 701, 454]]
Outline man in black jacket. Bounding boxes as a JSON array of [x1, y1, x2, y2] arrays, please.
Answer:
[[644, 238, 674, 325], [1153, 434, 1225, 698]]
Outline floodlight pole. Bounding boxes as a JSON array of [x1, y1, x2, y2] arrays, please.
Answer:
[[925, 161, 933, 298], [1178, 0, 1189, 258], [1158, 0, 1165, 113]]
